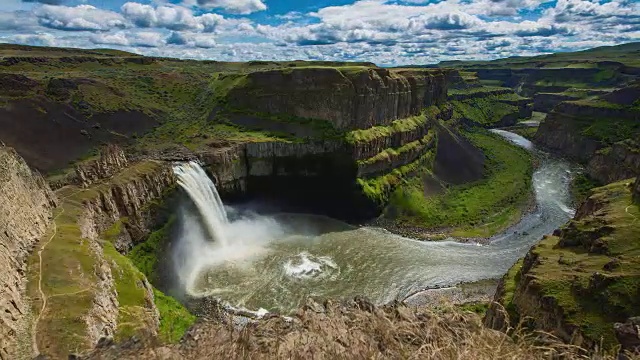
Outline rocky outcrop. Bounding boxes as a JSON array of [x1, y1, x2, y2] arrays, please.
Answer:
[[75, 144, 129, 188], [80, 161, 176, 253], [77, 161, 175, 347], [586, 141, 640, 184], [485, 179, 640, 350], [0, 148, 57, 359], [227, 68, 449, 130], [535, 83, 640, 185], [615, 317, 640, 358], [533, 93, 578, 112], [471, 65, 630, 96]]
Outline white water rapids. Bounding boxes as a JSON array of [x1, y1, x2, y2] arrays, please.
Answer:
[[171, 131, 576, 313]]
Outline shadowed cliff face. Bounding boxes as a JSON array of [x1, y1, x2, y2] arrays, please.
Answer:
[[0, 148, 57, 359], [227, 68, 449, 130]]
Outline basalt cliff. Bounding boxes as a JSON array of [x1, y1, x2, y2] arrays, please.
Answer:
[[485, 177, 640, 350], [0, 148, 56, 359]]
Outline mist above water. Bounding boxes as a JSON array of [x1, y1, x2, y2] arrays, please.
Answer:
[[171, 132, 576, 313]]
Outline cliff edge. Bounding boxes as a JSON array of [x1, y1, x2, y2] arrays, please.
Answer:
[[0, 148, 56, 359], [485, 178, 640, 349]]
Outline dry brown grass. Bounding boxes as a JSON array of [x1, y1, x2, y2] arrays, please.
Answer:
[[82, 299, 637, 360]]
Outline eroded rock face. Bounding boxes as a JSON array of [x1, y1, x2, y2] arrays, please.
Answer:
[[587, 141, 640, 185], [615, 317, 640, 358], [76, 144, 129, 188], [485, 179, 640, 351], [0, 148, 57, 359], [228, 68, 449, 130], [80, 162, 176, 252], [77, 161, 175, 346]]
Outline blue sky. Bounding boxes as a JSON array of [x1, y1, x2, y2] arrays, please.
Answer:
[[0, 0, 638, 65]]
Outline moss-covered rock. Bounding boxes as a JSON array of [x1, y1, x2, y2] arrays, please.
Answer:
[[486, 179, 640, 350]]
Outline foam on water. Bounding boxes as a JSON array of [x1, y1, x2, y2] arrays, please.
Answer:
[[283, 252, 339, 280]]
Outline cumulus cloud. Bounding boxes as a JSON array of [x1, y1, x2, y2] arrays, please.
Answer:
[[122, 3, 201, 30], [9, 32, 56, 46], [34, 5, 127, 31], [0, 11, 39, 31], [195, 0, 267, 14], [120, 3, 247, 33], [91, 31, 165, 47]]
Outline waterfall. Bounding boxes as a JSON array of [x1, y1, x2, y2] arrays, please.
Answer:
[[173, 161, 229, 246]]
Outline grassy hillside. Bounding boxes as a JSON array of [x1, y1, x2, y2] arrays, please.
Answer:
[[437, 42, 640, 68], [385, 129, 533, 238], [496, 178, 640, 348]]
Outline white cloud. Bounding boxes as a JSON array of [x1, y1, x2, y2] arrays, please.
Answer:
[[8, 32, 56, 46], [90, 30, 165, 47], [193, 0, 267, 15], [34, 4, 127, 31]]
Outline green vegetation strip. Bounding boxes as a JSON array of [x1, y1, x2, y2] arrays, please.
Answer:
[[451, 96, 520, 127], [358, 150, 436, 205], [346, 106, 439, 144], [387, 130, 533, 238], [511, 180, 640, 347], [358, 131, 435, 166]]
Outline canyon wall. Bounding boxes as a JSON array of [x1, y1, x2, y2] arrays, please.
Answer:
[[0, 148, 57, 359], [75, 144, 129, 188], [485, 179, 640, 350], [227, 68, 449, 130], [472, 65, 632, 96], [534, 84, 640, 183], [77, 161, 174, 346], [80, 161, 176, 252]]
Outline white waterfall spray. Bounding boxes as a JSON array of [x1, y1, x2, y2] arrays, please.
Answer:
[[173, 161, 229, 247]]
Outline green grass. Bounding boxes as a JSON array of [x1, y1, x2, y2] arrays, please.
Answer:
[[570, 173, 601, 204], [103, 240, 156, 341], [357, 149, 436, 205], [451, 96, 522, 127], [128, 216, 175, 280], [346, 106, 440, 144], [501, 179, 640, 348], [358, 131, 435, 166], [459, 302, 490, 315], [448, 86, 512, 96], [386, 130, 533, 237], [509, 126, 538, 141], [153, 289, 196, 343]]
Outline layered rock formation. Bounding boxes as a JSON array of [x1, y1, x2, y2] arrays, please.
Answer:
[[80, 161, 176, 252], [485, 179, 640, 349], [471, 65, 632, 96], [535, 83, 640, 183], [227, 68, 449, 130], [75, 144, 129, 188], [0, 148, 56, 359], [587, 141, 640, 184]]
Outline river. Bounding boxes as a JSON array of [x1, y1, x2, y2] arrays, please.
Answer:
[[171, 130, 576, 314]]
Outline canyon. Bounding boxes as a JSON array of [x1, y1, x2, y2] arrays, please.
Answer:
[[0, 42, 638, 359]]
